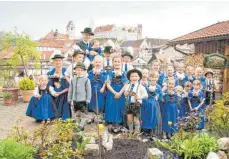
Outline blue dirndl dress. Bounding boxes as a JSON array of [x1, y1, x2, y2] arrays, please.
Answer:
[[162, 90, 179, 133], [47, 68, 72, 120], [188, 91, 205, 129], [141, 85, 162, 129], [162, 75, 179, 87], [105, 71, 128, 124], [181, 91, 190, 116], [157, 71, 165, 87], [174, 73, 189, 87], [88, 70, 106, 112], [26, 86, 55, 120]]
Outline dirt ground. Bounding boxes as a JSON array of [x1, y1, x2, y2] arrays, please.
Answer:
[[0, 98, 98, 139]]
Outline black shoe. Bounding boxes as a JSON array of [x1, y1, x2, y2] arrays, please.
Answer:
[[113, 126, 121, 134], [35, 119, 42, 123], [87, 118, 94, 124]]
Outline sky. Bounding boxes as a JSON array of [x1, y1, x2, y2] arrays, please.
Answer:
[[1, 1, 229, 40]]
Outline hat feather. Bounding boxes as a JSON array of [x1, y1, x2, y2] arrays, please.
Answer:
[[126, 46, 134, 55]]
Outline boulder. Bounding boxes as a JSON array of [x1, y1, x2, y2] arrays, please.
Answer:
[[206, 152, 220, 159], [84, 144, 99, 156], [218, 138, 229, 150], [144, 148, 163, 159]]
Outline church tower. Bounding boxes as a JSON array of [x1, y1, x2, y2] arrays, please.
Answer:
[[66, 21, 75, 40]]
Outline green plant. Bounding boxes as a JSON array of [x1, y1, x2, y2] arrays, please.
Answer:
[[0, 139, 36, 159], [18, 77, 35, 90], [195, 132, 218, 154], [154, 131, 218, 159], [206, 94, 229, 137], [3, 91, 12, 99], [2, 30, 40, 76]]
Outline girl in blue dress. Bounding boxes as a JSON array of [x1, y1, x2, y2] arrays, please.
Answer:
[[186, 66, 195, 83], [174, 63, 188, 87], [48, 53, 72, 120], [194, 67, 207, 91], [140, 68, 150, 87], [88, 55, 106, 123], [26, 75, 54, 123], [105, 56, 128, 131], [182, 81, 192, 116], [151, 60, 165, 87], [141, 72, 163, 136], [188, 80, 206, 129], [162, 66, 179, 91], [162, 79, 179, 139], [175, 86, 184, 117]]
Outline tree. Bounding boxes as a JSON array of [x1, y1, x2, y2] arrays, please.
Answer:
[[2, 30, 40, 77]]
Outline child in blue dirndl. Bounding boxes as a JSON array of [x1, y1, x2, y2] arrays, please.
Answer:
[[48, 68, 72, 120], [188, 80, 206, 129], [26, 75, 54, 122], [105, 56, 128, 130], [141, 73, 162, 135], [88, 55, 106, 123], [162, 80, 179, 139]]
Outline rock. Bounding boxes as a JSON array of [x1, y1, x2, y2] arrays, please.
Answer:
[[142, 139, 149, 143], [218, 150, 228, 159], [102, 128, 113, 150], [144, 148, 163, 159], [85, 144, 99, 156], [84, 136, 96, 144], [206, 152, 220, 159], [218, 138, 229, 150]]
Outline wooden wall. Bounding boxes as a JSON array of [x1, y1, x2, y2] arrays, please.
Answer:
[[194, 39, 229, 54], [223, 46, 229, 93]]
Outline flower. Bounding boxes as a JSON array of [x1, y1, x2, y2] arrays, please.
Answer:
[[168, 121, 172, 126], [98, 124, 104, 130]]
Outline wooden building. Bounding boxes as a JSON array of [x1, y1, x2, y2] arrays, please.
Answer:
[[169, 20, 229, 93]]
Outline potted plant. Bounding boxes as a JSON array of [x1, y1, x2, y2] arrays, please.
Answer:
[[2, 76, 19, 102], [3, 91, 13, 105], [19, 77, 36, 103]]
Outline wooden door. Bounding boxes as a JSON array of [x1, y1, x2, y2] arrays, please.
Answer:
[[223, 46, 229, 93]]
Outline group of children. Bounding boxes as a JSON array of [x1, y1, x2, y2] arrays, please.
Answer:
[[26, 27, 217, 139]]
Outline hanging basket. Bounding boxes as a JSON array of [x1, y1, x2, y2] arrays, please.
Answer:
[[203, 53, 228, 69]]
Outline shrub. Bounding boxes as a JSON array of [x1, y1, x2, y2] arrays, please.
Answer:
[[18, 77, 35, 90], [3, 91, 12, 99], [206, 93, 229, 138], [0, 139, 36, 159]]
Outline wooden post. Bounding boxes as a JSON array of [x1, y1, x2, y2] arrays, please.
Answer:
[[223, 46, 229, 93]]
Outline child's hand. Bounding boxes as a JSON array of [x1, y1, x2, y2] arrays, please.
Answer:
[[124, 91, 129, 97], [90, 51, 97, 56], [36, 94, 41, 99], [135, 95, 140, 100], [100, 88, 105, 93], [54, 93, 60, 97], [114, 92, 120, 99]]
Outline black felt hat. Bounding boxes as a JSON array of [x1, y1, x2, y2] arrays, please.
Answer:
[[103, 46, 114, 54], [51, 54, 65, 60], [126, 69, 142, 80], [81, 27, 94, 35], [121, 51, 133, 59], [72, 49, 85, 57], [74, 62, 86, 70], [204, 69, 214, 77]]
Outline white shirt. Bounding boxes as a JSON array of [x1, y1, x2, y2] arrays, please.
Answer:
[[103, 57, 113, 68], [122, 63, 134, 72], [65, 59, 90, 79], [125, 82, 148, 104], [176, 72, 185, 79]]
